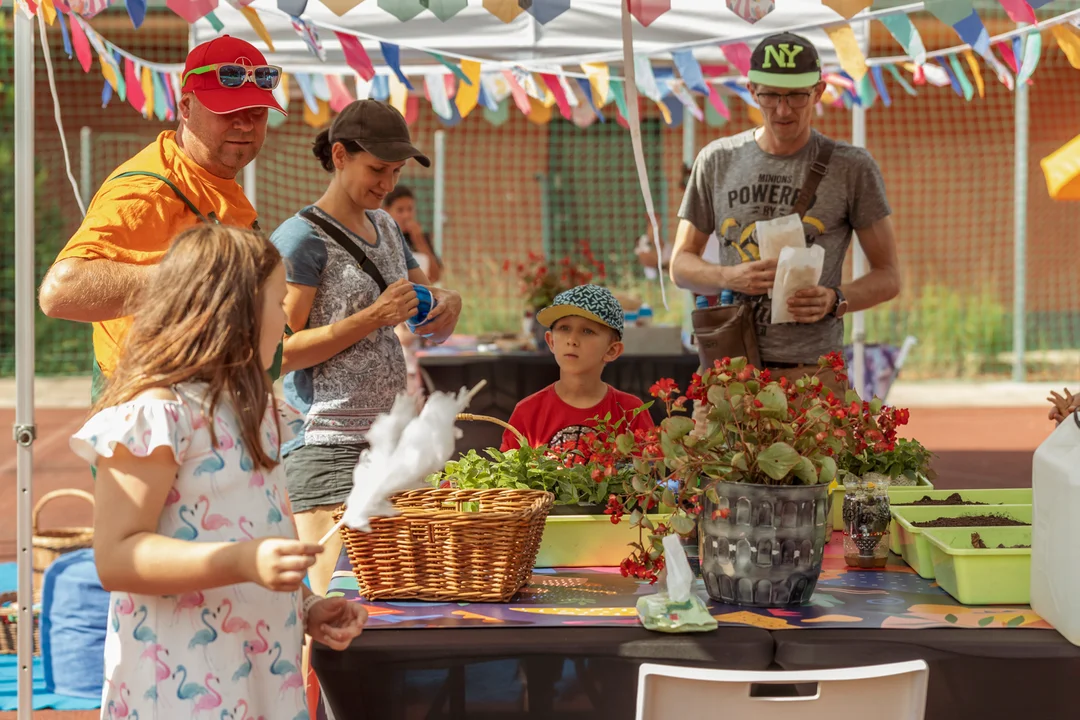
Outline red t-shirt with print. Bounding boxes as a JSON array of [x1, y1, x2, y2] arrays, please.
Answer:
[[500, 384, 655, 452]]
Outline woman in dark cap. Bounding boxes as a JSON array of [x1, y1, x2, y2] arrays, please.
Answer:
[[269, 99, 462, 596]]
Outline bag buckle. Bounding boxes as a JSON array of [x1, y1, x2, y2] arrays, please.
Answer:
[[810, 161, 829, 176]]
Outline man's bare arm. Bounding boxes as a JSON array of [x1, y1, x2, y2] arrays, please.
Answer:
[[669, 220, 725, 295], [38, 258, 153, 323], [841, 215, 901, 312]]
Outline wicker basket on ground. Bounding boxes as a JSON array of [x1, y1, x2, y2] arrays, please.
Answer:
[[32, 489, 95, 601]]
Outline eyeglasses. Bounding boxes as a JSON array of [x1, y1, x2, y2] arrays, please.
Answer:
[[754, 91, 814, 109], [183, 63, 283, 91]]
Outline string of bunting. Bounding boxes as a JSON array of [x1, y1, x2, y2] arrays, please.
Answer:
[[33, 1, 1080, 129]]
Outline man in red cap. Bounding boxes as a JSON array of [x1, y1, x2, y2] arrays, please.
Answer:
[[39, 36, 285, 399]]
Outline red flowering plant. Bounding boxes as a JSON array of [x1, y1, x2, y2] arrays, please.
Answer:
[[584, 353, 911, 583], [503, 243, 608, 313]]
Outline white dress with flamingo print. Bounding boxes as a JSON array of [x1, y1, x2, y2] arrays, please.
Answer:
[[70, 383, 310, 720]]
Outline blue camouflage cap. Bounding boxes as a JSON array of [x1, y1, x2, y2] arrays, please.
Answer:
[[536, 284, 624, 339]]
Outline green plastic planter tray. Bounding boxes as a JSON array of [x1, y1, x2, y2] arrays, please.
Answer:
[[922, 527, 1032, 605], [887, 489, 1033, 554], [534, 513, 667, 568], [828, 474, 934, 531], [891, 505, 1032, 579]]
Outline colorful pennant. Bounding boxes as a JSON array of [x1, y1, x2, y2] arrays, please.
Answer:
[[524, 0, 570, 25], [726, 0, 774, 24], [239, 7, 275, 51], [380, 43, 414, 90], [501, 69, 532, 115], [167, 0, 217, 24], [720, 42, 752, 76], [378, 0, 425, 21], [421, 0, 468, 21], [825, 23, 868, 82], [1052, 23, 1080, 70], [69, 13, 92, 72], [483, 0, 526, 23], [823, 0, 871, 19], [947, 53, 974, 100], [335, 32, 375, 81], [455, 60, 482, 117], [126, 0, 146, 28], [321, 0, 364, 15], [672, 49, 707, 94], [628, 0, 670, 27], [581, 62, 610, 106], [289, 15, 326, 62], [869, 66, 891, 106], [879, 13, 926, 66], [962, 50, 985, 98], [997, 0, 1036, 25], [1016, 29, 1041, 85]]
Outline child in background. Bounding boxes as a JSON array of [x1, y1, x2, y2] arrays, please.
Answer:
[[501, 285, 655, 453], [72, 225, 366, 720]]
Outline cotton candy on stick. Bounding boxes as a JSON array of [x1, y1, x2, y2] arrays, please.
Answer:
[[318, 380, 486, 543]]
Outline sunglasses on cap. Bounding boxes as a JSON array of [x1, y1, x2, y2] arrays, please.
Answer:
[[183, 63, 283, 90]]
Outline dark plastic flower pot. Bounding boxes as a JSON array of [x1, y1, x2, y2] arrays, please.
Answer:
[[699, 480, 830, 607]]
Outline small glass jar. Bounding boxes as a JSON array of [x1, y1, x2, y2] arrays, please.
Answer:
[[842, 472, 891, 569]]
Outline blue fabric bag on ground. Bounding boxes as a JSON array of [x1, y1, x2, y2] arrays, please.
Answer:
[[40, 548, 109, 698]]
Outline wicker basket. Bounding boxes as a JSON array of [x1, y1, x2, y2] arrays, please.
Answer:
[[336, 488, 553, 602], [32, 489, 95, 600], [0, 592, 40, 655]]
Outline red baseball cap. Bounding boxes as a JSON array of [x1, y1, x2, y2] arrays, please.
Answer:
[[181, 36, 286, 116]]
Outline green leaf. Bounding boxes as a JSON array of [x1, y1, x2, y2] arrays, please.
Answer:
[[729, 382, 746, 398], [731, 452, 748, 471], [729, 357, 747, 371], [706, 486, 720, 504], [793, 456, 818, 484], [756, 384, 788, 417], [660, 430, 678, 459], [1007, 615, 1026, 627], [756, 442, 802, 481], [978, 616, 995, 627], [629, 509, 643, 527], [640, 514, 655, 530], [663, 416, 696, 440], [818, 456, 837, 484], [945, 614, 958, 624], [662, 487, 677, 509], [615, 432, 635, 455], [844, 389, 861, 405], [670, 514, 696, 535], [869, 398, 883, 414]]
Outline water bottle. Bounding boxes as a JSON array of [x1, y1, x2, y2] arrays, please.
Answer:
[[624, 309, 638, 327], [720, 290, 734, 305], [638, 305, 653, 326]]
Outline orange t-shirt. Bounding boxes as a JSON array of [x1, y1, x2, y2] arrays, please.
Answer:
[[56, 131, 259, 376]]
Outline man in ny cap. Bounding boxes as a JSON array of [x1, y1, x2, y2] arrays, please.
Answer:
[[671, 32, 901, 386], [40, 36, 285, 398]]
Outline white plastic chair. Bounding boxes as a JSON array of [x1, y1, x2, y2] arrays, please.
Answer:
[[635, 660, 929, 720]]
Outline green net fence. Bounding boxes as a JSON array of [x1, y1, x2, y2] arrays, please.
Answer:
[[1, 7, 1078, 380]]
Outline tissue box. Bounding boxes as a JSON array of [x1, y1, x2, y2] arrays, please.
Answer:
[[622, 325, 686, 356]]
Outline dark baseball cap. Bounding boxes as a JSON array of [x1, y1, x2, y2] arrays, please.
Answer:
[[748, 33, 822, 89], [328, 100, 430, 168]]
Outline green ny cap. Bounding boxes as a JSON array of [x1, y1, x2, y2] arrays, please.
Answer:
[[748, 33, 822, 89]]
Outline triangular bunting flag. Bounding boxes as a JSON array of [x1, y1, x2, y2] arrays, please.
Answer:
[[326, 75, 354, 113], [141, 65, 154, 117], [166, 0, 217, 24], [501, 69, 532, 115], [963, 50, 985, 97], [311, 73, 332, 102], [574, 78, 605, 122], [704, 87, 728, 127], [430, 53, 472, 85], [126, 0, 146, 28], [633, 56, 662, 101], [102, 79, 113, 108], [823, 0, 870, 19], [924, 0, 972, 26], [289, 16, 326, 62], [1016, 29, 1041, 85], [479, 74, 503, 110], [272, 73, 290, 114], [725, 0, 774, 24], [581, 62, 610, 106], [825, 23, 867, 82], [671, 49, 707, 94], [69, 14, 92, 72], [997, 0, 1036, 25], [524, 0, 570, 25], [885, 63, 917, 95], [371, 75, 391, 101], [443, 73, 458, 100], [56, 11, 72, 59], [277, 0, 307, 14], [162, 70, 177, 120], [609, 78, 629, 120], [483, 0, 525, 22], [669, 81, 704, 121], [539, 73, 572, 119], [293, 73, 321, 114], [719, 43, 752, 76], [526, 95, 552, 125], [303, 98, 331, 128], [321, 0, 363, 15], [483, 98, 510, 125], [239, 7, 275, 51], [952, 10, 990, 56], [39, 0, 57, 26], [336, 33, 375, 81], [378, 0, 426, 21], [421, 0, 467, 21], [389, 73, 409, 115], [426, 73, 454, 119], [152, 70, 168, 121], [659, 95, 681, 127], [870, 66, 891, 107], [380, 43, 414, 90], [996, 41, 1019, 74], [125, 59, 145, 114], [947, 54, 974, 100], [628, 0, 670, 27], [879, 13, 926, 66], [456, 60, 482, 117], [405, 95, 420, 125], [1052, 23, 1080, 70]]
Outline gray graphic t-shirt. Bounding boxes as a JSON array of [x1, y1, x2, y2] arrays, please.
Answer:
[[271, 206, 419, 453], [679, 129, 891, 364]]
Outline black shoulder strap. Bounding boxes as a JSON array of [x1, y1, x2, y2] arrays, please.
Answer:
[[299, 208, 388, 294], [111, 170, 219, 224], [790, 136, 836, 219]]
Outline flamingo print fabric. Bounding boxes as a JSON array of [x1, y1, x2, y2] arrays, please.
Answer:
[[70, 383, 309, 720]]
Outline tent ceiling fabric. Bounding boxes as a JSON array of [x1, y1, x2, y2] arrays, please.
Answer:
[[193, 0, 866, 75]]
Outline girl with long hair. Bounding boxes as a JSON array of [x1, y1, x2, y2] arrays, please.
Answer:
[[72, 224, 366, 720]]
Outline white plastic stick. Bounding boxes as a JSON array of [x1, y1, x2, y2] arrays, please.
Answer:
[[316, 380, 487, 546]]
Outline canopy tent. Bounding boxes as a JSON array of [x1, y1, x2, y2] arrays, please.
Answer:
[[192, 0, 869, 74]]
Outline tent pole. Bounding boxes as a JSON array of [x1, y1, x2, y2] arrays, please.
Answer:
[[14, 5, 38, 720], [850, 17, 870, 398]]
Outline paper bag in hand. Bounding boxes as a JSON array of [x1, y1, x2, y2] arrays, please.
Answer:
[[771, 245, 825, 325], [756, 213, 807, 297]]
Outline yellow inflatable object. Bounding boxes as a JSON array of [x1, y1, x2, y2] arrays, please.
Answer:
[[1042, 133, 1080, 201]]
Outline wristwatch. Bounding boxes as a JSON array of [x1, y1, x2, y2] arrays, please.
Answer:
[[829, 287, 849, 319]]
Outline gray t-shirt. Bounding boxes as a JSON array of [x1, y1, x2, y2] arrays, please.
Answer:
[[679, 129, 891, 364], [271, 206, 419, 454]]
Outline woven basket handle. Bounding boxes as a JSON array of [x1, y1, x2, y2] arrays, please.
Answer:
[[456, 413, 527, 446], [32, 489, 95, 534]]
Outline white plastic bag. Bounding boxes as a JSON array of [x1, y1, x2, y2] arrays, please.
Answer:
[[635, 535, 717, 633], [770, 244, 825, 325]]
